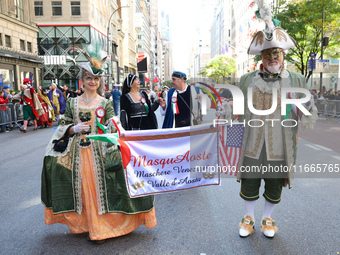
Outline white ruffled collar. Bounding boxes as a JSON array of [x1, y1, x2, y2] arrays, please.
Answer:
[[250, 70, 291, 94]]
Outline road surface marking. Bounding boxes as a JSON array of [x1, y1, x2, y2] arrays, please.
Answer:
[[332, 156, 340, 161], [305, 144, 322, 151], [313, 144, 333, 151]]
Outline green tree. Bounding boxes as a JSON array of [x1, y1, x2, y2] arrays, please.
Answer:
[[274, 0, 340, 80], [199, 55, 237, 83], [162, 80, 172, 88]]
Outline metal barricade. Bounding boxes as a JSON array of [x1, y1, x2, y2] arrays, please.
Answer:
[[325, 101, 334, 117], [14, 102, 24, 123], [335, 101, 340, 122], [0, 103, 24, 130], [314, 99, 326, 117], [316, 99, 340, 122]]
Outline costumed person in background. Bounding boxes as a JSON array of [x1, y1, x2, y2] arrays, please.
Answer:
[[160, 71, 200, 128], [12, 79, 44, 133], [237, 1, 317, 238], [37, 87, 56, 124], [120, 74, 159, 130], [48, 82, 66, 120], [41, 45, 156, 244], [36, 87, 53, 128]]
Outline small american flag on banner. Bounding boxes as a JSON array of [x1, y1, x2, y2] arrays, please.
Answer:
[[219, 124, 245, 176]]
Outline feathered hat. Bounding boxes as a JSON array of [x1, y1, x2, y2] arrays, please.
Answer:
[[248, 0, 296, 55], [78, 44, 108, 75]]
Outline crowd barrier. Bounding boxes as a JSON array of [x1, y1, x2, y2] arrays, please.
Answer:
[[314, 99, 340, 122], [0, 103, 24, 129]]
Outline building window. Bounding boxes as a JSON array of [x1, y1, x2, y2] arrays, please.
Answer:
[[27, 42, 32, 52], [0, 34, 2, 46], [91, 4, 94, 18], [15, 0, 24, 21], [20, 40, 25, 51], [112, 44, 117, 55], [34, 1, 43, 16], [52, 1, 62, 16], [71, 1, 81, 16], [5, 35, 11, 48]]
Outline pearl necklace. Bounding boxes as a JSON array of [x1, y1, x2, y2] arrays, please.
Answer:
[[81, 94, 97, 105]]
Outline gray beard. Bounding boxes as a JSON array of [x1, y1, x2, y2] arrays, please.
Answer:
[[265, 62, 281, 74]]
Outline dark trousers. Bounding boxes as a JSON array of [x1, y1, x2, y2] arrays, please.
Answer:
[[240, 144, 286, 204]]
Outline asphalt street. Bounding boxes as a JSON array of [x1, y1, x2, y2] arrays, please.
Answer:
[[1, 109, 340, 255]]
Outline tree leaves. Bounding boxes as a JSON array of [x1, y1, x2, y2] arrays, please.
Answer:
[[199, 55, 237, 83], [274, 0, 340, 78]]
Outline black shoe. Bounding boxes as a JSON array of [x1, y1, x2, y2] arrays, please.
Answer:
[[33, 127, 38, 131], [86, 236, 106, 244], [20, 128, 27, 133]]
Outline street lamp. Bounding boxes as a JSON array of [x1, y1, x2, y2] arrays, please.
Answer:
[[107, 5, 129, 89]]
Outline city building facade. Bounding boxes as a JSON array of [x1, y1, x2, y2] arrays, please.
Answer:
[[1, 0, 171, 91], [191, 0, 218, 81], [33, 0, 127, 89], [0, 0, 42, 90], [136, 0, 151, 88]]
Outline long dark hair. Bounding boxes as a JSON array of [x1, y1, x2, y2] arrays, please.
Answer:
[[122, 74, 138, 96]]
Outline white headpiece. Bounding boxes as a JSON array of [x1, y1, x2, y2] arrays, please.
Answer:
[[248, 0, 296, 55]]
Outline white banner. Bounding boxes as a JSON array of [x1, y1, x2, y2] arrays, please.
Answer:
[[120, 125, 220, 197]]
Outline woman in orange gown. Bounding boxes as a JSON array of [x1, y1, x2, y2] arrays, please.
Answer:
[[42, 50, 156, 243]]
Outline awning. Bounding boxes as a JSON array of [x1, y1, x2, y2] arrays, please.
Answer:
[[0, 52, 19, 58], [19, 56, 43, 63], [0, 50, 43, 63]]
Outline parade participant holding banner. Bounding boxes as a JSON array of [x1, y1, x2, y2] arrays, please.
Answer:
[[41, 46, 156, 244], [120, 73, 159, 130], [160, 71, 200, 128], [237, 2, 317, 238]]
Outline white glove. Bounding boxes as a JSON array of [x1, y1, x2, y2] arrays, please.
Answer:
[[73, 122, 90, 134]]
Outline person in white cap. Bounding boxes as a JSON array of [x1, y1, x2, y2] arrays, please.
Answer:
[[237, 1, 317, 238]]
